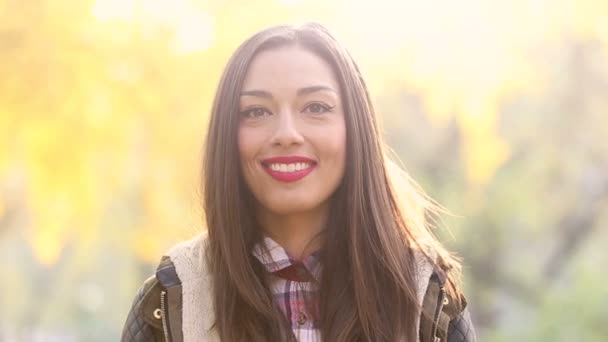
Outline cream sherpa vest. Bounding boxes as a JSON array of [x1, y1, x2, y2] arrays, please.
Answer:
[[164, 235, 435, 342]]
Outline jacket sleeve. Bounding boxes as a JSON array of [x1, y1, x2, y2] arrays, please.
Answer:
[[121, 277, 164, 342], [447, 308, 476, 342]]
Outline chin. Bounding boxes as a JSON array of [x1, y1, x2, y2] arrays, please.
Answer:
[[262, 196, 320, 215]]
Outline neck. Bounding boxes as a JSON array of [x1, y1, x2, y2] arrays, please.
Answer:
[[257, 203, 328, 260]]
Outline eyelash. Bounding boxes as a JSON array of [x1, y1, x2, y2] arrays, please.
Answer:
[[239, 102, 335, 119], [239, 107, 270, 119], [303, 102, 335, 114]]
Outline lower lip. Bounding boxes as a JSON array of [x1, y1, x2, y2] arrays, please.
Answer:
[[262, 164, 317, 183]]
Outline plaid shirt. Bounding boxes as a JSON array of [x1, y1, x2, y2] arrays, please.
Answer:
[[252, 236, 322, 341]]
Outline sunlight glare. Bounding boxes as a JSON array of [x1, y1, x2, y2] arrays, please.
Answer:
[[92, 0, 137, 21], [172, 10, 215, 55]]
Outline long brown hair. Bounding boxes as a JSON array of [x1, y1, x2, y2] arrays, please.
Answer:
[[203, 23, 462, 341]]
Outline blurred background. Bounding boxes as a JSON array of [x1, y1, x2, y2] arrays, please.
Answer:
[[1, 0, 607, 341]]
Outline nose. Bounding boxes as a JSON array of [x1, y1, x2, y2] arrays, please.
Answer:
[[270, 109, 304, 147]]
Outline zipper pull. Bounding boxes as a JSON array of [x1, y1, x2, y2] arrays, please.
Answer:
[[160, 290, 172, 342], [431, 286, 446, 341]]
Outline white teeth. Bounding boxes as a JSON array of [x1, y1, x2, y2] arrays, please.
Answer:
[[267, 162, 313, 172]]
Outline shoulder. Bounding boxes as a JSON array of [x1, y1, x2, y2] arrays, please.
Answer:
[[413, 242, 476, 342], [120, 275, 164, 341], [417, 257, 476, 342], [121, 233, 213, 342], [163, 233, 211, 281]]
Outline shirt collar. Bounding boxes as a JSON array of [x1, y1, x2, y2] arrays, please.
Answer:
[[252, 235, 321, 280]]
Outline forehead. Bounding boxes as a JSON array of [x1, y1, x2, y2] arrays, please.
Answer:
[[242, 46, 340, 92]]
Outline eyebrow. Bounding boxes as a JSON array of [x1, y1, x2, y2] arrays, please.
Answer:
[[240, 85, 337, 98]]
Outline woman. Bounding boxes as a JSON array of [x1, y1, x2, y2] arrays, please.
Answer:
[[121, 23, 476, 342]]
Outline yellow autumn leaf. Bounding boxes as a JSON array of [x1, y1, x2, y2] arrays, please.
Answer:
[[30, 219, 66, 266]]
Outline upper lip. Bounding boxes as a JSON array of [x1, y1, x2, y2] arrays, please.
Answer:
[[261, 156, 316, 165]]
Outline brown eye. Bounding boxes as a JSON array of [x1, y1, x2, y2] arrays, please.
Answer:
[[240, 107, 271, 119], [303, 102, 333, 114]]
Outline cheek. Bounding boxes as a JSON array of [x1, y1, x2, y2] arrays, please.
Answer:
[[237, 128, 248, 160], [237, 128, 259, 177], [238, 127, 258, 161], [238, 126, 275, 195], [326, 121, 347, 165]]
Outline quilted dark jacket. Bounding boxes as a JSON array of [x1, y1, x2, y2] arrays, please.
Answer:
[[121, 257, 476, 342]]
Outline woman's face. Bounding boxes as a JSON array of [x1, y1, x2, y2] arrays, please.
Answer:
[[238, 46, 346, 217]]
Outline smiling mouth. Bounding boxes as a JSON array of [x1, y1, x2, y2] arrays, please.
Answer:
[[260, 158, 318, 183], [262, 161, 315, 173]]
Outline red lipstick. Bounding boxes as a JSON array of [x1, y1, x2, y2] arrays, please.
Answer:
[[261, 156, 317, 183]]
